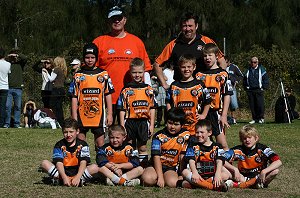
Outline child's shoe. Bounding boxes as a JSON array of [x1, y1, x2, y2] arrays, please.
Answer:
[[51, 178, 60, 186], [106, 178, 115, 186], [123, 178, 140, 186]]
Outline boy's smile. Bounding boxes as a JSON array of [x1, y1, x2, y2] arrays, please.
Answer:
[[63, 127, 79, 146], [195, 126, 212, 145], [84, 54, 96, 67], [109, 131, 126, 147], [130, 66, 144, 83], [179, 62, 195, 81]]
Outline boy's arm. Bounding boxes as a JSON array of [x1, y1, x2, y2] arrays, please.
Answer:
[[224, 161, 242, 182], [220, 95, 230, 128], [119, 110, 125, 127], [23, 102, 28, 114], [153, 155, 165, 188], [198, 103, 210, 120], [105, 94, 113, 127], [71, 98, 78, 120], [259, 159, 282, 183], [153, 62, 169, 90], [149, 108, 155, 137], [213, 159, 223, 188], [71, 160, 87, 187], [189, 159, 202, 182], [115, 162, 134, 170], [56, 162, 71, 186]]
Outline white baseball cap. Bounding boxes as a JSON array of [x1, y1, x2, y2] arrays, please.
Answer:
[[108, 6, 124, 19], [70, 59, 81, 65]]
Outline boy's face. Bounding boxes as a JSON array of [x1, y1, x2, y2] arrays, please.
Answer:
[[109, 131, 126, 147], [63, 127, 79, 145], [242, 135, 258, 148], [84, 54, 96, 67], [166, 120, 182, 135], [203, 52, 217, 68], [130, 65, 145, 83], [195, 126, 212, 144], [179, 61, 196, 80]]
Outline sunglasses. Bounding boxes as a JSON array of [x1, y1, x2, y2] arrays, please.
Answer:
[[110, 15, 124, 22]]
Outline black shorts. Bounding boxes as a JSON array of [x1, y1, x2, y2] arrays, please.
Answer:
[[162, 165, 178, 173], [206, 110, 223, 136], [125, 119, 149, 143], [77, 117, 105, 137]]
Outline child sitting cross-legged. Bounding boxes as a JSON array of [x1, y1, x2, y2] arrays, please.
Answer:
[[224, 125, 282, 188], [96, 125, 143, 186], [141, 107, 190, 188], [40, 118, 99, 186], [181, 119, 230, 192]]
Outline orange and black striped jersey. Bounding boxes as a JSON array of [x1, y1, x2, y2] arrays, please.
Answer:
[[196, 68, 233, 111], [96, 142, 139, 168], [73, 67, 114, 127], [151, 128, 190, 168], [117, 82, 156, 119], [166, 79, 211, 135], [155, 34, 224, 81], [52, 138, 91, 177], [225, 143, 280, 178], [185, 141, 225, 178]]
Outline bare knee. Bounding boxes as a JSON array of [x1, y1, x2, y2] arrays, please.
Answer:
[[87, 164, 100, 175], [41, 160, 53, 171], [138, 145, 148, 153], [269, 168, 280, 176], [142, 168, 157, 186], [181, 169, 190, 178]]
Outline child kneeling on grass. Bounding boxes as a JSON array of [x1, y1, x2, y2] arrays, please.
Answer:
[[96, 125, 143, 186], [181, 119, 230, 192], [141, 107, 190, 188], [40, 118, 99, 186], [224, 125, 282, 188]]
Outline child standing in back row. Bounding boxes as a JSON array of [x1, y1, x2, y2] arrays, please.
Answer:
[[117, 57, 156, 167], [196, 43, 233, 150], [166, 54, 211, 137], [71, 43, 114, 148]]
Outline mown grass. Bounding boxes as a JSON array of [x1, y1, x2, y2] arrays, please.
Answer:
[[0, 120, 299, 198]]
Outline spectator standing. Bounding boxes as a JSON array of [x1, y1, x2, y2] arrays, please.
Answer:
[[0, 47, 11, 127], [225, 56, 243, 124], [93, 6, 152, 124], [46, 56, 67, 127], [32, 58, 54, 108], [243, 57, 269, 124], [4, 49, 27, 128]]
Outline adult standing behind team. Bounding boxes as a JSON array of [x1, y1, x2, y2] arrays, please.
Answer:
[[154, 12, 226, 89], [93, 6, 152, 124]]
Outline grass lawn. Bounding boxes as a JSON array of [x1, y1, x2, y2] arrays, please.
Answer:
[[0, 119, 299, 198]]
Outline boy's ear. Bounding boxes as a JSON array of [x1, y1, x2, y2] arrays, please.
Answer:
[[76, 129, 80, 135]]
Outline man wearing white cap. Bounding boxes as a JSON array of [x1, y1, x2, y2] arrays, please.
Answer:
[[93, 6, 152, 124]]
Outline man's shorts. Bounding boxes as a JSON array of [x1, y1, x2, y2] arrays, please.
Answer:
[[125, 119, 149, 143], [206, 110, 223, 136], [230, 88, 239, 111]]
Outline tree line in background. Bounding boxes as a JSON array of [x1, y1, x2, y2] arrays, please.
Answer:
[[1, 0, 300, 114]]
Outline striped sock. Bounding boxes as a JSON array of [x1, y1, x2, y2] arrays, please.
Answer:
[[81, 168, 93, 182], [48, 166, 59, 178]]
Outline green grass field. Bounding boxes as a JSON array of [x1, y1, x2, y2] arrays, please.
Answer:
[[0, 120, 299, 198]]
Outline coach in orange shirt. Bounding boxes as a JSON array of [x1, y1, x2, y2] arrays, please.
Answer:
[[154, 12, 226, 90], [93, 6, 152, 124]]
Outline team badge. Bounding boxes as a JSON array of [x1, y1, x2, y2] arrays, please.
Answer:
[[173, 89, 180, 96], [108, 49, 115, 54], [215, 75, 222, 82], [210, 152, 216, 159], [80, 76, 86, 81], [191, 89, 198, 96], [106, 149, 113, 156], [198, 75, 206, 81], [97, 76, 104, 83], [125, 149, 131, 157], [255, 156, 262, 163], [124, 49, 132, 55], [145, 89, 150, 96], [177, 136, 184, 144], [197, 45, 203, 51], [126, 89, 134, 96]]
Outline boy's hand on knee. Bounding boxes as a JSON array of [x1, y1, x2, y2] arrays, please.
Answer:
[[157, 176, 165, 188], [71, 175, 81, 187], [259, 170, 266, 183], [62, 176, 71, 187]]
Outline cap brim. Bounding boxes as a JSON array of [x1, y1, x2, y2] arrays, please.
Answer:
[[108, 10, 123, 18]]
